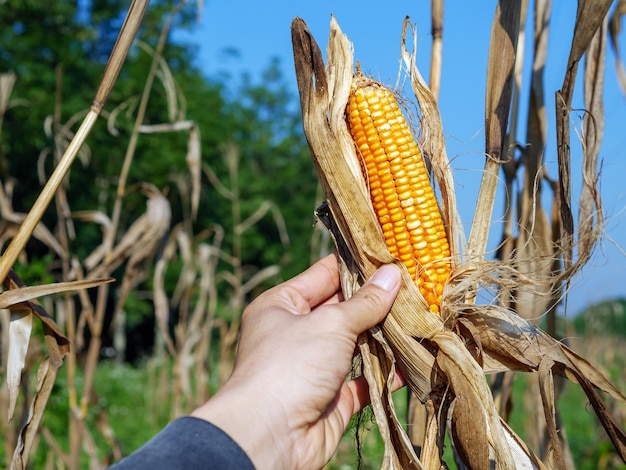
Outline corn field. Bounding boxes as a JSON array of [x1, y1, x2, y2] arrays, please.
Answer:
[[2, 0, 626, 469]]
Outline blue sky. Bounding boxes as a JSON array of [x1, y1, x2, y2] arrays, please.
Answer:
[[178, 1, 626, 316]]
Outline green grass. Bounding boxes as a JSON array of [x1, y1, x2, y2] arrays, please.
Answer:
[[10, 361, 169, 468]]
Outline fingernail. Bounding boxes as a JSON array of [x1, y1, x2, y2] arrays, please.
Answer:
[[369, 264, 401, 291]]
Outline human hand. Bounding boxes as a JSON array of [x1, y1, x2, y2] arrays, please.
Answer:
[[191, 254, 402, 470]]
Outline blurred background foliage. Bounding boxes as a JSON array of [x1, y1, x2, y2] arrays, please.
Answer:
[[0, 0, 318, 362]]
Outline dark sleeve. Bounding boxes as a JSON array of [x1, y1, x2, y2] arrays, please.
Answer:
[[109, 416, 255, 470]]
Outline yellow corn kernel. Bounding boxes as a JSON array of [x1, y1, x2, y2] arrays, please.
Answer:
[[346, 76, 450, 314]]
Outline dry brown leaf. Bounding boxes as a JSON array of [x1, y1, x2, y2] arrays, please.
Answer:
[[4, 273, 73, 469], [609, 0, 626, 95], [509, 0, 554, 322], [107, 184, 171, 328], [71, 210, 113, 271], [41, 109, 92, 180], [500, 419, 547, 469], [0, 72, 20, 128], [450, 391, 490, 468], [467, 0, 522, 268], [240, 265, 280, 297], [555, 0, 612, 271], [536, 358, 566, 469], [10, 358, 65, 470], [153, 224, 180, 357], [485, 0, 522, 159], [434, 331, 516, 468], [135, 40, 186, 123], [0, 277, 113, 310], [577, 16, 606, 263], [457, 304, 626, 460], [513, 202, 554, 321], [359, 330, 423, 470], [186, 124, 201, 220], [203, 161, 234, 201], [3, 270, 100, 423], [3, 271, 71, 348], [133, 119, 201, 222], [174, 242, 220, 410], [88, 183, 171, 279]]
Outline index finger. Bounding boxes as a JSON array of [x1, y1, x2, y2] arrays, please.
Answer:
[[283, 254, 341, 308]]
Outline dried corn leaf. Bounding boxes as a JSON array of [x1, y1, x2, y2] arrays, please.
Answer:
[[187, 124, 201, 220], [3, 274, 73, 470], [72, 210, 113, 271], [359, 329, 422, 470], [609, 0, 626, 96], [578, 17, 606, 262], [136, 40, 186, 123], [500, 419, 547, 469], [135, 120, 201, 221], [107, 184, 171, 326], [153, 224, 180, 357], [3, 271, 78, 348], [511, 0, 554, 322], [236, 200, 290, 247], [434, 331, 516, 467], [456, 304, 626, 460], [87, 183, 170, 280], [0, 72, 19, 125], [536, 358, 566, 468], [0, 277, 112, 310], [505, 0, 527, 158], [4, 270, 104, 423], [449, 390, 490, 467], [10, 358, 64, 470], [513, 200, 554, 321], [7, 309, 32, 422], [555, 0, 612, 271], [468, 0, 522, 264]]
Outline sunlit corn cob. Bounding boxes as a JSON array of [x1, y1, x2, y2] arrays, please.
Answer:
[[346, 76, 450, 314]]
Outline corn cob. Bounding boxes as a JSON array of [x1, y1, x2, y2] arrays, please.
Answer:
[[346, 76, 450, 314]]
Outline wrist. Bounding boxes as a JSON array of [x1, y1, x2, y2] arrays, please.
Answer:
[[191, 377, 293, 469]]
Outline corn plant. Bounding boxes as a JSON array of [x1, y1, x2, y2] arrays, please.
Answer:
[[291, 0, 626, 466]]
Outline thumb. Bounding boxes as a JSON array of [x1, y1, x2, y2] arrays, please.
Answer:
[[338, 264, 401, 335]]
